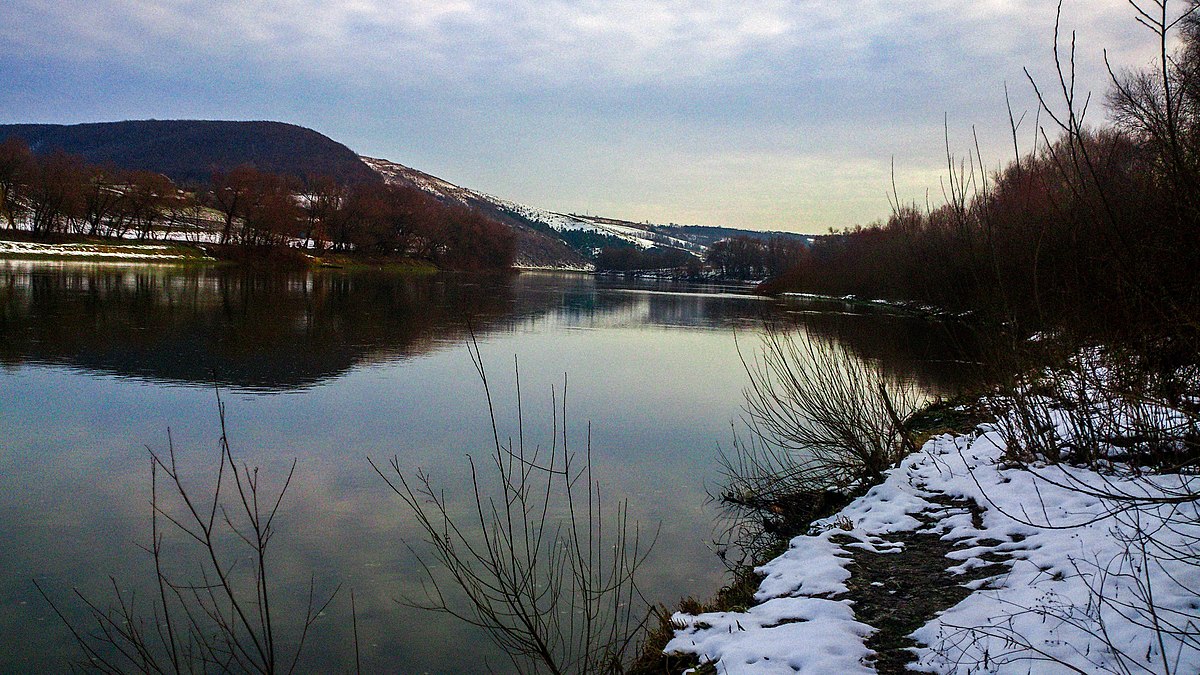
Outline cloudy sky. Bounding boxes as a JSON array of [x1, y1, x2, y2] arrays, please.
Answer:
[[0, 1, 1169, 232]]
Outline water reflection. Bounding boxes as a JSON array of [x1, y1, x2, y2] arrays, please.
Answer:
[[0, 264, 523, 390], [0, 264, 987, 672], [776, 297, 989, 394], [0, 266, 980, 395]]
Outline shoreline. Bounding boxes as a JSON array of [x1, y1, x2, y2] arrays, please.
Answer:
[[647, 366, 1200, 674]]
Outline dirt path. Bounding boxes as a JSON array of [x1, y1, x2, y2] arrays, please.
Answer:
[[838, 496, 1016, 674]]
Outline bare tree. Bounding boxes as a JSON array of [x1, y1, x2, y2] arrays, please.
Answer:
[[239, 173, 301, 247], [79, 165, 127, 237], [26, 151, 84, 236], [122, 171, 178, 241], [1106, 1, 1200, 209], [299, 175, 343, 251], [0, 137, 32, 229], [210, 166, 258, 245]]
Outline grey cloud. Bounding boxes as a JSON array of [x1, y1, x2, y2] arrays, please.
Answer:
[[0, 0, 1169, 231]]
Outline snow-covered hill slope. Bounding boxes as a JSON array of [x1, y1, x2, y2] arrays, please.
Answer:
[[362, 156, 810, 268], [480, 194, 705, 253], [362, 157, 480, 207], [362, 157, 592, 270], [362, 157, 709, 255]]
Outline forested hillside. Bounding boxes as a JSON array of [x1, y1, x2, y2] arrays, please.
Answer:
[[0, 120, 379, 186]]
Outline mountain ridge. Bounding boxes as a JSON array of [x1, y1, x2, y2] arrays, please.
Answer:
[[0, 120, 379, 185]]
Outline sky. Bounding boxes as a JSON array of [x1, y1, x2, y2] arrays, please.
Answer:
[[0, 1, 1174, 233]]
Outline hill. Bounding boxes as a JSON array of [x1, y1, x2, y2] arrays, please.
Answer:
[[362, 157, 592, 269], [0, 120, 379, 186], [0, 119, 810, 270], [361, 157, 810, 269]]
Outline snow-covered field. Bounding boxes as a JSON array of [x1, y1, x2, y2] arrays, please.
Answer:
[[668, 405, 1200, 673], [0, 240, 212, 261], [512, 260, 595, 272], [361, 156, 474, 205]]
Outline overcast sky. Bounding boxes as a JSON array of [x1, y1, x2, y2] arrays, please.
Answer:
[[0, 1, 1171, 233]]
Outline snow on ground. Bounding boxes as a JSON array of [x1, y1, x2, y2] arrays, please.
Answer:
[[667, 410, 1200, 673], [361, 156, 474, 206], [781, 292, 957, 317], [0, 240, 212, 261], [513, 261, 596, 272], [481, 193, 671, 250]]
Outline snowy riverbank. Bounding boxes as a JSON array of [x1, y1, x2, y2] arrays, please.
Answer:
[[0, 239, 213, 262], [666, 408, 1200, 673]]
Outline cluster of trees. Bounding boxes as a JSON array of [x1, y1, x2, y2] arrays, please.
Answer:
[[0, 139, 195, 240], [578, 233, 807, 277], [764, 2, 1200, 355], [0, 137, 515, 270], [206, 165, 514, 269], [705, 235, 807, 280], [594, 245, 700, 272]]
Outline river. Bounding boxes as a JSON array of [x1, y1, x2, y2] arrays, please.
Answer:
[[0, 263, 981, 672]]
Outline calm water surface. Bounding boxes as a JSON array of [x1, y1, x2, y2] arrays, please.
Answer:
[[0, 263, 981, 672]]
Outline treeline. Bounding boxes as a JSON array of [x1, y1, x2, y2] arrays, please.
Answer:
[[760, 131, 1165, 320], [705, 235, 807, 280], [584, 234, 806, 277], [763, 6, 1200, 356], [0, 138, 514, 270], [595, 245, 700, 272]]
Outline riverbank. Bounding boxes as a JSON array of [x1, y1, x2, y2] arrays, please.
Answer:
[[653, 370, 1200, 674], [771, 290, 972, 321], [0, 238, 216, 263], [0, 232, 443, 273]]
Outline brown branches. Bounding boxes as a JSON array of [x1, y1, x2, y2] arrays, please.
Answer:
[[712, 324, 921, 567], [739, 323, 921, 489]]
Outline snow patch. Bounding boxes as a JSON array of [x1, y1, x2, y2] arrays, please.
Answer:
[[0, 240, 210, 261], [665, 403, 1200, 673]]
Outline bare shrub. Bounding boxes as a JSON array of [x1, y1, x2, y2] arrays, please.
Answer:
[[713, 324, 921, 567], [935, 344, 1200, 673], [992, 343, 1200, 471], [739, 323, 922, 490], [922, 4, 1200, 668], [371, 340, 653, 674]]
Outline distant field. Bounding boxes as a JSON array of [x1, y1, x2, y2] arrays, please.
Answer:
[[0, 238, 213, 262]]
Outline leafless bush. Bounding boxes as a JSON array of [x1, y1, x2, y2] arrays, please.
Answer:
[[941, 345, 1200, 673], [712, 425, 816, 567], [713, 324, 921, 567], [992, 344, 1200, 471], [925, 4, 1200, 666], [371, 339, 653, 674], [35, 396, 341, 674], [739, 323, 921, 490]]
